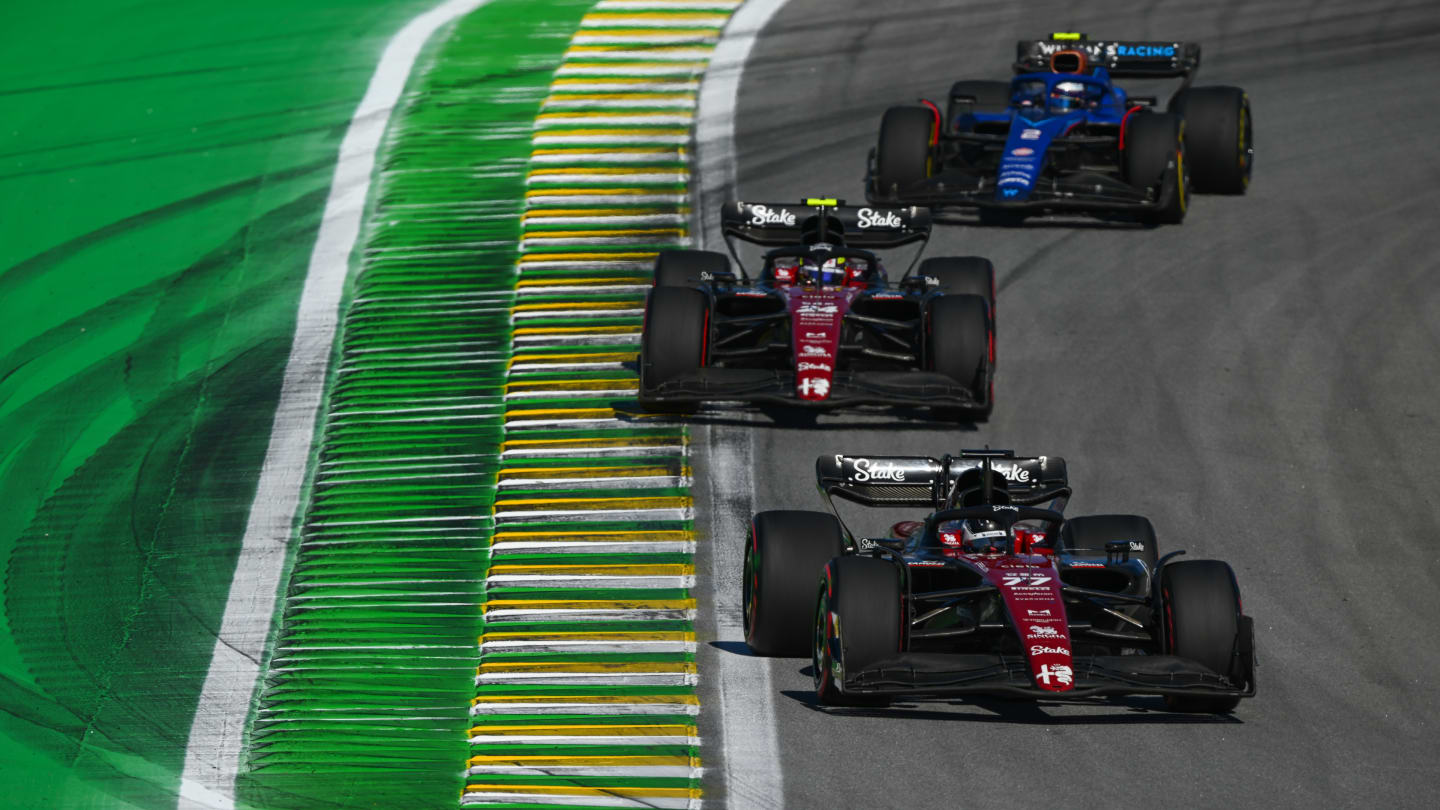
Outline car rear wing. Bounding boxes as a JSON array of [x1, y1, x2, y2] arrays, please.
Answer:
[[814, 450, 1071, 511], [1013, 35, 1201, 80], [720, 199, 931, 249]]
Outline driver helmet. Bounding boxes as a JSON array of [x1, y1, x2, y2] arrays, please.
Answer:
[[800, 247, 845, 286], [959, 519, 1012, 553], [1049, 81, 1093, 114]]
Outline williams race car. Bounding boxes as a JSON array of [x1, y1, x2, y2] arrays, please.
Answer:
[[743, 449, 1256, 712], [638, 199, 996, 417], [866, 34, 1254, 225]]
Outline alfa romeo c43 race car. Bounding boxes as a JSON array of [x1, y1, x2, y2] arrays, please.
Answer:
[[743, 449, 1257, 712], [866, 34, 1254, 225], [638, 199, 996, 417]]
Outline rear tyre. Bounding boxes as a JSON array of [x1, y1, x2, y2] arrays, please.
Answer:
[[873, 105, 935, 200], [744, 510, 847, 657], [1170, 86, 1252, 194], [928, 294, 992, 421], [654, 249, 729, 288], [916, 256, 995, 323], [638, 287, 707, 413], [1160, 560, 1245, 713], [814, 556, 902, 706], [1123, 113, 1187, 226], [1059, 514, 1159, 568]]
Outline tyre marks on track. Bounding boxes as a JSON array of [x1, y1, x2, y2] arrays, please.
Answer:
[[463, 2, 740, 807]]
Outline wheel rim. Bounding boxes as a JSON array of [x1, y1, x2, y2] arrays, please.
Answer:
[[742, 535, 757, 641], [813, 585, 829, 692], [1239, 99, 1253, 187]]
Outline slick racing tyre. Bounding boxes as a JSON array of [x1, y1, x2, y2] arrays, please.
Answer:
[[1059, 514, 1159, 569], [945, 79, 1012, 131], [1170, 86, 1253, 194], [1123, 112, 1188, 226], [638, 286, 708, 413], [814, 555, 902, 706], [917, 256, 996, 324], [873, 105, 935, 200], [1159, 560, 1246, 713], [744, 510, 847, 657], [654, 249, 729, 288], [928, 293, 992, 421]]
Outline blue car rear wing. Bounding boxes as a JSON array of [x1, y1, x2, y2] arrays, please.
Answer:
[[1013, 36, 1201, 80]]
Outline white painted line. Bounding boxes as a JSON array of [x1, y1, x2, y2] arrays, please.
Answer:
[[527, 170, 692, 184], [460, 792, 693, 809], [472, 668, 696, 680], [556, 65, 706, 76], [501, 444, 684, 458], [543, 97, 698, 109], [466, 765, 698, 778], [178, 3, 500, 808], [581, 15, 731, 27], [484, 607, 697, 620], [524, 193, 689, 205], [551, 80, 700, 92], [497, 474, 687, 488], [596, 0, 740, 9], [692, 2, 793, 808], [533, 134, 691, 146], [537, 112, 694, 123], [530, 152, 685, 164], [469, 701, 700, 715], [468, 734, 698, 745], [571, 33, 719, 45], [564, 46, 717, 61]]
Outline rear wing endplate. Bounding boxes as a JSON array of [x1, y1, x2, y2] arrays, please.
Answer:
[[1014, 36, 1201, 79]]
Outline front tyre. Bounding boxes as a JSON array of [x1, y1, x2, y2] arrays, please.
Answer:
[[916, 256, 996, 324], [873, 105, 935, 200], [1160, 559, 1247, 713], [814, 556, 902, 706], [638, 286, 708, 413], [1123, 113, 1188, 226], [744, 510, 846, 657], [1170, 86, 1253, 194], [928, 293, 992, 421]]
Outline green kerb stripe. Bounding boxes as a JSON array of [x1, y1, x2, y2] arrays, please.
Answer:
[[238, 3, 597, 810]]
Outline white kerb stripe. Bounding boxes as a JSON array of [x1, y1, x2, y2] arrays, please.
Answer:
[[693, 2, 794, 809], [177, 2, 498, 809]]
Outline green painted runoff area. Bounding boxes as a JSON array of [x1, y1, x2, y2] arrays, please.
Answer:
[[0, 2, 451, 807]]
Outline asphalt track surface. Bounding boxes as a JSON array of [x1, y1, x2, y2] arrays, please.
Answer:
[[694, 1, 1440, 807]]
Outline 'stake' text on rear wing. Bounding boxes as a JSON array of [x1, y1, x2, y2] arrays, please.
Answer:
[[721, 199, 931, 249], [814, 451, 1071, 511]]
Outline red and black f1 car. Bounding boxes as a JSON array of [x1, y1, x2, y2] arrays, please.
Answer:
[[866, 34, 1254, 225], [743, 449, 1257, 712], [638, 199, 995, 417]]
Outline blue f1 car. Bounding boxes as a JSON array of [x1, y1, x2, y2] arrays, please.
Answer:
[[865, 34, 1254, 225]]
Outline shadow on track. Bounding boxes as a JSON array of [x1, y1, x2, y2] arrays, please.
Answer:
[[778, 688, 1243, 726]]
